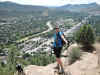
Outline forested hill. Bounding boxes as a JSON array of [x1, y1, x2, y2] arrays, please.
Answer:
[[0, 1, 48, 16], [58, 2, 100, 15], [0, 1, 100, 16], [0, 1, 83, 17]]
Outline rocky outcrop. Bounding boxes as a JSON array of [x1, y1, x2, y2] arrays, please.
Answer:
[[22, 44, 100, 75]]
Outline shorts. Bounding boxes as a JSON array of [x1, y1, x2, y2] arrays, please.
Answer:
[[53, 47, 62, 58]]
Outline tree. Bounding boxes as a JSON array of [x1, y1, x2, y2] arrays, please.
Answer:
[[0, 44, 19, 75], [7, 44, 19, 73], [75, 24, 96, 51]]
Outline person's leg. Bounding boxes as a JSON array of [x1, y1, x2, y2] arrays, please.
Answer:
[[53, 47, 59, 69], [54, 47, 64, 70], [56, 57, 65, 74], [56, 57, 63, 68], [56, 47, 65, 72]]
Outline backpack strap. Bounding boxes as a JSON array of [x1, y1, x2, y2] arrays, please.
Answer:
[[58, 32, 66, 45]]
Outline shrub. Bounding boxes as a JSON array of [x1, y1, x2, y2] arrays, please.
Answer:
[[29, 53, 56, 66], [0, 71, 13, 75], [75, 24, 96, 50], [0, 44, 20, 75], [68, 47, 81, 64]]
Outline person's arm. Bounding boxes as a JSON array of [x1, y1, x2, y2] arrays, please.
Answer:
[[61, 34, 68, 44]]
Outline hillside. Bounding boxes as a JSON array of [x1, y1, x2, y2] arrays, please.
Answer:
[[0, 2, 100, 17], [1, 2, 100, 16], [23, 53, 99, 75], [59, 2, 100, 15], [0, 1, 47, 16], [16, 44, 100, 75]]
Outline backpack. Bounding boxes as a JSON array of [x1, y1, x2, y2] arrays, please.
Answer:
[[56, 32, 66, 46]]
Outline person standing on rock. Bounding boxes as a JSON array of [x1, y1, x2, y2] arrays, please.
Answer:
[[53, 26, 68, 73]]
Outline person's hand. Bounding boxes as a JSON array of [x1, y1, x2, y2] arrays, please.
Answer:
[[65, 40, 68, 45]]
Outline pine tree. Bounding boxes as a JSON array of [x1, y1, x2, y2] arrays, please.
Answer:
[[75, 24, 96, 50]]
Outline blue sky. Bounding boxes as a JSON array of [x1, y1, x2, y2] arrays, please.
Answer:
[[0, 0, 100, 6]]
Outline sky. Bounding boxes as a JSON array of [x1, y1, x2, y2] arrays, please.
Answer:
[[0, 0, 100, 6]]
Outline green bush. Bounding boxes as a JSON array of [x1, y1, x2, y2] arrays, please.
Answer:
[[68, 47, 81, 64], [0, 63, 14, 75], [29, 53, 56, 66], [75, 24, 96, 47], [17, 52, 56, 66], [0, 71, 13, 75], [0, 44, 20, 75]]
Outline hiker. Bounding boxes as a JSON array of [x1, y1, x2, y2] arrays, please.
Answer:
[[53, 26, 68, 72]]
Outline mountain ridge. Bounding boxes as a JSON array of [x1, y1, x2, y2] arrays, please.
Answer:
[[0, 1, 100, 15], [58, 2, 100, 14]]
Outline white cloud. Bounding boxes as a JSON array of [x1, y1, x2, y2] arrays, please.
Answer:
[[0, 0, 100, 6], [0, 0, 69, 6]]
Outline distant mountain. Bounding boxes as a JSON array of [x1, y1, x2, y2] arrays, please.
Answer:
[[59, 2, 100, 15], [0, 1, 100, 16], [0, 1, 48, 16], [0, 1, 47, 11], [0, 1, 80, 17]]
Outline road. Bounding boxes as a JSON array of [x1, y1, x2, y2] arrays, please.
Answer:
[[64, 16, 90, 35], [31, 21, 53, 37]]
